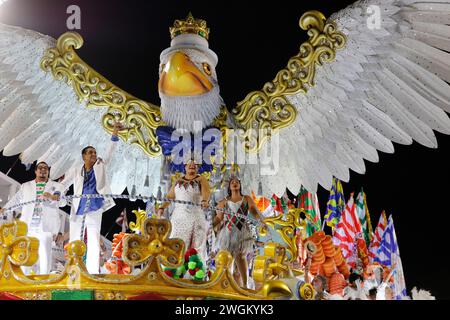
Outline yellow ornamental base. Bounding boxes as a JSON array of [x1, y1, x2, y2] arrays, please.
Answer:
[[0, 217, 314, 300], [0, 220, 259, 300]]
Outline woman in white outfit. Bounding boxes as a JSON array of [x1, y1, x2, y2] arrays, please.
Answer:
[[157, 160, 210, 263], [213, 176, 265, 288]]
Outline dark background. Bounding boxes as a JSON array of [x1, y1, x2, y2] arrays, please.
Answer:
[[0, 0, 449, 298]]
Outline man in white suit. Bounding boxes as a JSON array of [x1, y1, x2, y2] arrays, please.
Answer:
[[1, 161, 66, 274], [61, 122, 122, 274]]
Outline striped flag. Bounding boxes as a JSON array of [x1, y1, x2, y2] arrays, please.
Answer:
[[355, 188, 373, 247], [271, 194, 287, 214], [368, 211, 388, 263], [332, 195, 356, 266], [298, 186, 321, 237], [116, 208, 128, 233], [374, 216, 407, 300], [324, 178, 346, 230], [332, 194, 369, 268]]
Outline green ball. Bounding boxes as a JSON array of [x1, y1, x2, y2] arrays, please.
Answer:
[[196, 261, 203, 269], [180, 265, 186, 273], [195, 269, 205, 279], [188, 261, 197, 270]]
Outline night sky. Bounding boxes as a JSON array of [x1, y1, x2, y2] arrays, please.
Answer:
[[0, 0, 449, 298]]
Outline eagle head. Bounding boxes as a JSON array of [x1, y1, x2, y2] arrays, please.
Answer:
[[158, 14, 223, 132]]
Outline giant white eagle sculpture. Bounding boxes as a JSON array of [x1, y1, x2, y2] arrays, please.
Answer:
[[1, 1, 450, 197]]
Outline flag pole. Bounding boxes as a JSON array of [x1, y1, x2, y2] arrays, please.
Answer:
[[5, 156, 20, 176], [105, 207, 125, 238], [104, 222, 117, 239]]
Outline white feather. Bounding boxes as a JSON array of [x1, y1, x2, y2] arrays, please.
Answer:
[[0, 22, 161, 196], [243, 0, 450, 193]]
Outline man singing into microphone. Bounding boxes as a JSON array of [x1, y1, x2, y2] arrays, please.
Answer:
[[60, 122, 122, 274]]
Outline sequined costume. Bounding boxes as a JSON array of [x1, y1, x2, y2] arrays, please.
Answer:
[[214, 199, 254, 257], [170, 179, 208, 262]]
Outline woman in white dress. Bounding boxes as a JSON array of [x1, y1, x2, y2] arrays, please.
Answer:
[[213, 176, 266, 288], [157, 160, 210, 263]]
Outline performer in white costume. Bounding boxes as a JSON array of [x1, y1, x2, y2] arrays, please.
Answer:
[[213, 176, 265, 288], [1, 162, 65, 274], [157, 160, 210, 262], [60, 122, 122, 274]]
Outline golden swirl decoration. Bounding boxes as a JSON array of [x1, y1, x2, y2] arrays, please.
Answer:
[[122, 219, 184, 268], [252, 242, 290, 283], [129, 209, 147, 233], [40, 32, 164, 157], [232, 10, 347, 152], [259, 208, 307, 263], [299, 282, 315, 300], [0, 221, 39, 279]]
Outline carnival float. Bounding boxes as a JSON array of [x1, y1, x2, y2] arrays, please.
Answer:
[[0, 0, 448, 300]]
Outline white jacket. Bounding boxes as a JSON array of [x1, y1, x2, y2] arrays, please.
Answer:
[[61, 139, 117, 220], [5, 179, 66, 236]]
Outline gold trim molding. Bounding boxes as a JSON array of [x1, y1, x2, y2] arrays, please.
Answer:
[[129, 209, 147, 233], [259, 208, 308, 263], [232, 10, 347, 152], [0, 219, 275, 300], [40, 32, 164, 157]]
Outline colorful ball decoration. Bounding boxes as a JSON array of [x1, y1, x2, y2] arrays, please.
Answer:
[[164, 248, 207, 281]]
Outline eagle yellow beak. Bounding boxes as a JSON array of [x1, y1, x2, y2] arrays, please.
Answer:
[[158, 51, 213, 96]]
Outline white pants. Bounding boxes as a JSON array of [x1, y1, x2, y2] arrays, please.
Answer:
[[23, 230, 53, 275], [70, 209, 102, 274]]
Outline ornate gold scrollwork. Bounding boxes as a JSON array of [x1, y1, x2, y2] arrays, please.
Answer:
[[0, 217, 268, 300], [259, 208, 307, 263], [0, 221, 39, 279], [129, 209, 148, 233], [40, 32, 164, 157], [232, 10, 347, 152], [122, 219, 184, 268], [253, 242, 290, 283]]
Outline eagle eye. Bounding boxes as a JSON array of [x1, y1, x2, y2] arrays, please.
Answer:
[[202, 62, 212, 76]]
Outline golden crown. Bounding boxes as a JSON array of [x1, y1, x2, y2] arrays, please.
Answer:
[[170, 12, 210, 40]]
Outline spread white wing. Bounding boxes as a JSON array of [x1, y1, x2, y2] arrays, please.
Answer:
[[240, 0, 450, 195], [0, 23, 161, 196]]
